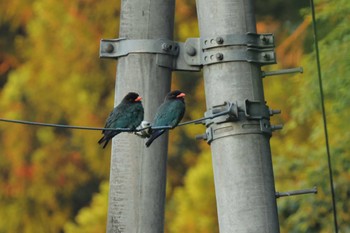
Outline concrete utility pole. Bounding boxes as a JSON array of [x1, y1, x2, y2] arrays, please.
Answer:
[[196, 0, 280, 232], [102, 0, 175, 232]]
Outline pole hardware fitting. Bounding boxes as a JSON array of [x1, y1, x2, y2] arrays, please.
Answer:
[[261, 67, 304, 78], [201, 33, 275, 49], [243, 100, 283, 135], [100, 32, 276, 72], [275, 186, 318, 198], [196, 100, 282, 144], [100, 38, 179, 58], [183, 33, 276, 66], [203, 101, 239, 126], [197, 48, 276, 66], [100, 38, 201, 71], [270, 109, 281, 116]]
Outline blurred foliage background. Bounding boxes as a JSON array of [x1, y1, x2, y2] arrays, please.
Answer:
[[0, 0, 349, 232]]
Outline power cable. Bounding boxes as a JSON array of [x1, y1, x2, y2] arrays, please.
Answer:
[[0, 118, 140, 132], [0, 105, 231, 132], [309, 0, 338, 232]]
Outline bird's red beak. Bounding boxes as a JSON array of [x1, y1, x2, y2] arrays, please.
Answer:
[[176, 93, 186, 98], [135, 96, 142, 102]]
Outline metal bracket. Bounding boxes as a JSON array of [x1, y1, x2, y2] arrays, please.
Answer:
[[204, 121, 265, 144], [195, 100, 282, 144], [243, 99, 271, 120], [199, 48, 276, 65], [183, 33, 276, 66], [201, 33, 275, 49], [100, 38, 179, 58], [100, 32, 276, 71], [203, 100, 275, 126], [204, 101, 239, 126]]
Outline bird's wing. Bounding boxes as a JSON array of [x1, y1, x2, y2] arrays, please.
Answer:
[[152, 102, 171, 127], [153, 100, 185, 127], [126, 103, 144, 129], [113, 108, 141, 129], [168, 101, 185, 126], [104, 105, 124, 129]]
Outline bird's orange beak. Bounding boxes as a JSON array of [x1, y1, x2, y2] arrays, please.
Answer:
[[176, 93, 186, 98], [135, 96, 142, 102]]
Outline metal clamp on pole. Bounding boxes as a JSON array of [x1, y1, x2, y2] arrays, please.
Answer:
[[100, 38, 180, 58], [201, 33, 275, 49], [203, 101, 239, 126], [100, 38, 190, 70], [100, 38, 202, 71], [199, 48, 276, 65], [182, 32, 276, 67], [196, 100, 282, 144], [100, 33, 277, 71], [243, 99, 271, 120], [243, 100, 283, 136]]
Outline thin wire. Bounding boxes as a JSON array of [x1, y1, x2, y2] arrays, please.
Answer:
[[0, 118, 148, 132], [0, 109, 224, 131], [0, 102, 234, 132], [309, 0, 338, 232], [0, 109, 223, 132]]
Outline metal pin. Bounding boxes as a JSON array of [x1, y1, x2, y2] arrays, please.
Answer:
[[195, 133, 208, 141], [276, 187, 318, 198], [269, 109, 281, 116], [271, 124, 283, 131], [262, 67, 303, 77]]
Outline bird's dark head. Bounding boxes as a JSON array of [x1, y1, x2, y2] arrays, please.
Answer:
[[166, 90, 186, 101], [123, 92, 142, 103]]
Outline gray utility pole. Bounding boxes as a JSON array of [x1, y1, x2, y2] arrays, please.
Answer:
[[100, 0, 285, 232], [100, 0, 175, 232], [196, 0, 280, 232]]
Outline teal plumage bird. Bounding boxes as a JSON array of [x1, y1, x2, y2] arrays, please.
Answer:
[[98, 92, 144, 148], [145, 90, 186, 147]]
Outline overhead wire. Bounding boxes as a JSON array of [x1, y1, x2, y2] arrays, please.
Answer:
[[0, 105, 231, 132], [309, 0, 338, 232], [0, 118, 143, 132]]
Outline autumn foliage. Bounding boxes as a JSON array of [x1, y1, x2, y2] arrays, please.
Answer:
[[0, 0, 349, 232]]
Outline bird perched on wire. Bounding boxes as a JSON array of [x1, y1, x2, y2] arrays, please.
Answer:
[[145, 90, 186, 147], [98, 92, 144, 148]]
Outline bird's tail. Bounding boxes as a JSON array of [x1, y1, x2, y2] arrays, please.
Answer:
[[98, 136, 109, 149], [145, 129, 165, 147]]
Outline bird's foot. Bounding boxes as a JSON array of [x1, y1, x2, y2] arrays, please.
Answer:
[[134, 121, 152, 138]]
